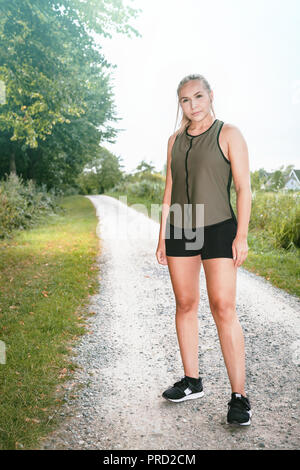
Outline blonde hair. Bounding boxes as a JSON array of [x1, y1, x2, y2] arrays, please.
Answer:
[[174, 74, 216, 135]]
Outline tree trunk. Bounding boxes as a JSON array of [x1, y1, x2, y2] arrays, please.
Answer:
[[10, 151, 16, 175]]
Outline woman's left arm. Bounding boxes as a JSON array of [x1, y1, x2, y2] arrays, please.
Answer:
[[226, 124, 252, 267]]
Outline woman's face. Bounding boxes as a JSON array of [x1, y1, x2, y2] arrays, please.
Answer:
[[179, 80, 213, 122]]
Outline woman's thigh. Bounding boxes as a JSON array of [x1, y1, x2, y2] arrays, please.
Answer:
[[202, 258, 237, 313], [166, 255, 202, 309]]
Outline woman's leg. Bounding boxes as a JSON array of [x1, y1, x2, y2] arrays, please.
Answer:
[[202, 258, 246, 395], [166, 255, 202, 379]]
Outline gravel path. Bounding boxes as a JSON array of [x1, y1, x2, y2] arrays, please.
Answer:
[[40, 195, 300, 450]]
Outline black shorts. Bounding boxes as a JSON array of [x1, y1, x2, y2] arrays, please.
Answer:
[[165, 217, 237, 259]]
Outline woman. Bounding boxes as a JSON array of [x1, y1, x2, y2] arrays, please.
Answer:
[[156, 74, 252, 426]]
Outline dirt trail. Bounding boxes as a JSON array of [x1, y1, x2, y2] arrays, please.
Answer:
[[40, 195, 300, 450]]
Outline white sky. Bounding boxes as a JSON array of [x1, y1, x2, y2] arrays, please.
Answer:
[[97, 0, 300, 175]]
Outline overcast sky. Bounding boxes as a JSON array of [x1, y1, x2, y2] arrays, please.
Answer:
[[97, 0, 300, 175]]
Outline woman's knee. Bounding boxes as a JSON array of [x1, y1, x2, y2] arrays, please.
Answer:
[[210, 298, 236, 324], [175, 295, 199, 314]]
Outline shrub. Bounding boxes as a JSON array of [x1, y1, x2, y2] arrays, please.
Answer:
[[0, 173, 62, 238], [250, 191, 300, 249], [127, 179, 165, 202], [110, 173, 165, 202]]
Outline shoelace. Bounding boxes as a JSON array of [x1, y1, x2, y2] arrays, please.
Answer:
[[228, 396, 251, 411], [173, 376, 188, 388], [172, 376, 198, 391]]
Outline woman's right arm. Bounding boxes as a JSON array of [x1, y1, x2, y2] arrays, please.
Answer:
[[156, 133, 177, 264]]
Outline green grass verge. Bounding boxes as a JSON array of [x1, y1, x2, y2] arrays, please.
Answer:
[[0, 195, 100, 450], [105, 191, 300, 298], [245, 228, 300, 297]]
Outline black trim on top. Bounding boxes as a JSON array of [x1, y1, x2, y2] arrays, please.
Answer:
[[227, 167, 238, 225], [217, 121, 231, 165], [185, 138, 193, 204], [186, 118, 218, 137]]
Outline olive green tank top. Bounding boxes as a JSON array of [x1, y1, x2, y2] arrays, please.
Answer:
[[167, 118, 237, 229]]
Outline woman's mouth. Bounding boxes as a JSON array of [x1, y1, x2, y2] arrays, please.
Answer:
[[192, 111, 201, 116]]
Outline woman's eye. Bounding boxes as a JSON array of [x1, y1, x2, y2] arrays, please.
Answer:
[[182, 95, 201, 102]]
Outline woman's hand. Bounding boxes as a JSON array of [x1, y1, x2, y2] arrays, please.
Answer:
[[156, 242, 168, 265], [232, 235, 248, 267]]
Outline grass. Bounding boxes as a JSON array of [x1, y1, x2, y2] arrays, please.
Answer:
[[105, 190, 300, 298], [0, 189, 298, 449], [245, 228, 300, 297], [0, 195, 100, 450]]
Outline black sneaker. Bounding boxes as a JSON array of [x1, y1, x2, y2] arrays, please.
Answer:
[[162, 375, 204, 402], [227, 392, 252, 425]]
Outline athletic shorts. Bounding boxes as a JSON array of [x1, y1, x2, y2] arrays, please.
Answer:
[[165, 217, 237, 259]]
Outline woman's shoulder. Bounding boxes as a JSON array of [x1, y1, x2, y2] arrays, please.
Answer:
[[170, 129, 181, 140], [220, 121, 243, 134], [168, 130, 180, 148], [170, 125, 186, 141], [220, 121, 246, 140]]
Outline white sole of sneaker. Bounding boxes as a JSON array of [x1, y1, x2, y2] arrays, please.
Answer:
[[162, 391, 204, 402], [227, 409, 252, 426]]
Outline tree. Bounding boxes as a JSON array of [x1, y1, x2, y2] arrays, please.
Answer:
[[134, 160, 156, 178], [250, 169, 266, 191], [268, 165, 293, 191], [0, 0, 141, 188], [77, 146, 124, 194]]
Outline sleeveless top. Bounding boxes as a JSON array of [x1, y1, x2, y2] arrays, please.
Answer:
[[167, 118, 237, 229]]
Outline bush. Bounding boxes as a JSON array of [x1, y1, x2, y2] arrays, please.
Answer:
[[250, 191, 300, 249], [110, 173, 165, 203], [0, 173, 62, 238], [76, 171, 100, 195], [127, 179, 165, 202]]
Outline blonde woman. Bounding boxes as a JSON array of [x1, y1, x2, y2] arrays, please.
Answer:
[[156, 74, 252, 426]]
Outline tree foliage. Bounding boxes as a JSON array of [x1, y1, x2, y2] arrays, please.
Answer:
[[76, 146, 124, 194], [0, 0, 141, 189]]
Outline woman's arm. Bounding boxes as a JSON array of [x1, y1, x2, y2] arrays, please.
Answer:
[[156, 133, 176, 264], [225, 124, 252, 267]]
